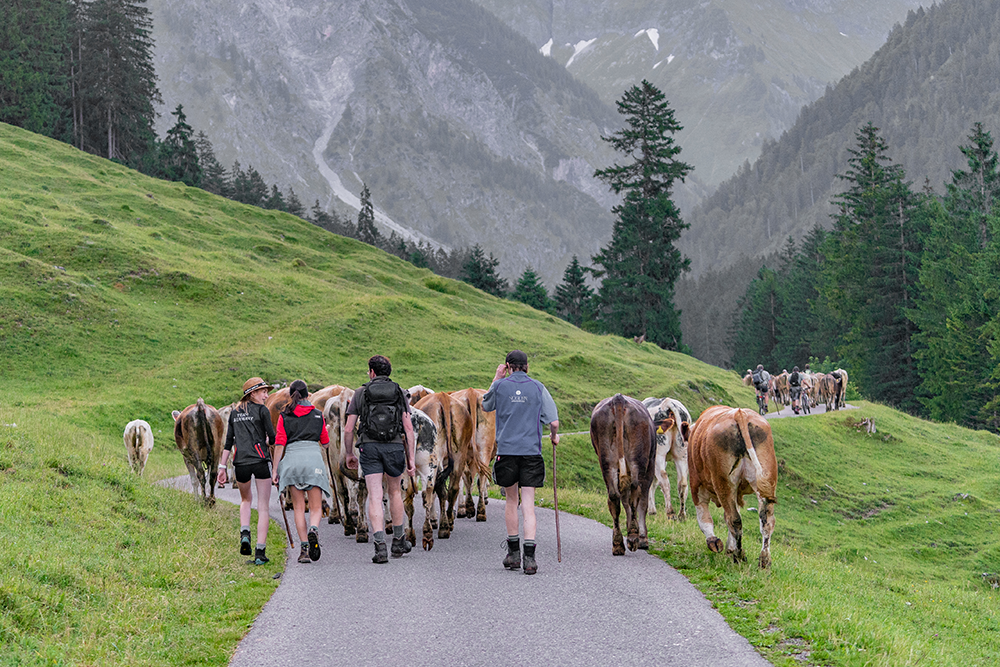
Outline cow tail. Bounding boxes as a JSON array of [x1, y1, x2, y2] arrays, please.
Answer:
[[612, 395, 628, 489], [734, 408, 764, 481], [195, 398, 212, 469]]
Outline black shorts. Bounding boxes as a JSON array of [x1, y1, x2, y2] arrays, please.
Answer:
[[493, 455, 545, 489], [235, 460, 271, 484], [359, 442, 405, 478]]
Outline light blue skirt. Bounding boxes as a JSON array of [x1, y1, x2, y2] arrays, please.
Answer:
[[277, 440, 332, 499]]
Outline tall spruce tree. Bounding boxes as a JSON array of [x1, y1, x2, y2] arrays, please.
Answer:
[[461, 244, 508, 297], [356, 184, 381, 247], [511, 268, 551, 312], [822, 122, 927, 411], [0, 0, 72, 139], [913, 124, 1000, 427], [160, 104, 200, 186], [729, 265, 782, 373], [75, 0, 161, 163], [592, 80, 692, 350], [195, 131, 229, 197], [554, 256, 594, 327]]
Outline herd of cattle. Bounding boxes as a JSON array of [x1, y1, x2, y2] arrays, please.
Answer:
[[122, 381, 782, 568], [744, 368, 849, 413]]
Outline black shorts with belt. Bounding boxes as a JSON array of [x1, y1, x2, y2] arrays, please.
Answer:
[[493, 454, 545, 488]]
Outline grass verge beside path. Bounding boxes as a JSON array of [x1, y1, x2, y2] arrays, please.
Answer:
[[534, 402, 1000, 667], [0, 408, 284, 666]]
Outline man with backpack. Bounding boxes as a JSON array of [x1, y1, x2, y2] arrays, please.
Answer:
[[344, 355, 416, 564], [752, 364, 772, 414], [789, 366, 803, 414]]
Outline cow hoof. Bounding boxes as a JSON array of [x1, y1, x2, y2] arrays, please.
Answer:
[[476, 511, 487, 522], [759, 552, 771, 569], [406, 528, 416, 545], [638, 537, 649, 550], [465, 500, 475, 516], [422, 536, 433, 551], [612, 543, 626, 556], [627, 536, 639, 552], [430, 519, 439, 529], [648, 507, 657, 515], [344, 525, 355, 537], [356, 530, 369, 544], [707, 536, 724, 553], [457, 507, 467, 519], [438, 527, 451, 539]]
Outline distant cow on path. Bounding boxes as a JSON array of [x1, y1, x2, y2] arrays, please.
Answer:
[[123, 419, 154, 476], [687, 406, 777, 568], [171, 399, 225, 505], [590, 394, 656, 555]]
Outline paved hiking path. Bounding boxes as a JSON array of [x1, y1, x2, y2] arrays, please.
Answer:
[[166, 477, 773, 666], [765, 401, 857, 419]]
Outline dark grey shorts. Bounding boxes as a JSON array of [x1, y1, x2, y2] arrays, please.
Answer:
[[359, 442, 405, 478], [493, 455, 545, 489]]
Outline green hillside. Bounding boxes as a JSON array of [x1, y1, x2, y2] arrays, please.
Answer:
[[2, 124, 999, 666]]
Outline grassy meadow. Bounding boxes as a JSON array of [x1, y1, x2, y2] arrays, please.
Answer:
[[1, 122, 999, 665]]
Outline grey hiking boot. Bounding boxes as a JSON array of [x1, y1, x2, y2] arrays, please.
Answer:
[[240, 530, 252, 556], [391, 536, 412, 558], [503, 538, 521, 570], [307, 530, 321, 561], [372, 541, 389, 564], [297, 544, 311, 564], [523, 542, 537, 575]]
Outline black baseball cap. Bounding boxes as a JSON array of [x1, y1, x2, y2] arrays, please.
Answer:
[[505, 350, 528, 365]]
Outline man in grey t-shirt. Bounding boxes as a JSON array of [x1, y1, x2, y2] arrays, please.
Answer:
[[483, 350, 559, 575]]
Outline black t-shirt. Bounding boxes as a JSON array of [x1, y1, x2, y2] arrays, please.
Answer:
[[225, 402, 276, 466]]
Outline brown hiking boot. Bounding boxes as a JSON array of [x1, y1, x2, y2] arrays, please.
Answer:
[[297, 544, 310, 564]]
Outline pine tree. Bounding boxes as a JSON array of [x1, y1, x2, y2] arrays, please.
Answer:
[[553, 256, 594, 327], [822, 122, 927, 411], [0, 0, 72, 139], [729, 265, 782, 373], [195, 131, 229, 197], [511, 268, 551, 312], [75, 0, 161, 163], [356, 183, 381, 246], [461, 244, 508, 297], [160, 104, 200, 186], [264, 184, 286, 211], [592, 80, 692, 350], [285, 188, 305, 218]]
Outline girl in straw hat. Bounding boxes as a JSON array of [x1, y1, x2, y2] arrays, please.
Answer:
[[218, 377, 276, 565]]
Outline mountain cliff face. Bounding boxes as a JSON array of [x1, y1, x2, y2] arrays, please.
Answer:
[[471, 0, 924, 195], [148, 0, 619, 285]]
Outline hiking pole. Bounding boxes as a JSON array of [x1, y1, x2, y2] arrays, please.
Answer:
[[270, 461, 294, 548], [552, 440, 562, 563]]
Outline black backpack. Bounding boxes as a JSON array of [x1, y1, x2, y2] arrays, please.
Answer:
[[361, 380, 403, 442], [752, 370, 767, 392], [789, 371, 800, 387]]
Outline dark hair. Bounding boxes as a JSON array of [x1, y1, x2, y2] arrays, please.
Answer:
[[283, 380, 309, 416], [793, 366, 800, 373], [369, 355, 392, 377], [508, 361, 528, 373]]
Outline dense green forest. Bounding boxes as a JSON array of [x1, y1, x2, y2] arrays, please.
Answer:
[[730, 121, 1000, 431], [679, 0, 1000, 365]]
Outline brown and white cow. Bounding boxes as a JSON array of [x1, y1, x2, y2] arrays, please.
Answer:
[[171, 399, 225, 505], [687, 406, 777, 568], [412, 391, 456, 550], [831, 369, 849, 410], [642, 397, 691, 520], [590, 394, 656, 555], [773, 372, 790, 407], [407, 385, 435, 406], [123, 419, 154, 476], [401, 406, 442, 548]]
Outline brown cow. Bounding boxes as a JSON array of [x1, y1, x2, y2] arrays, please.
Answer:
[[831, 369, 849, 410], [773, 371, 790, 407], [688, 406, 777, 568], [818, 373, 837, 411], [590, 394, 656, 555], [448, 388, 496, 522], [171, 399, 225, 505], [407, 385, 435, 406]]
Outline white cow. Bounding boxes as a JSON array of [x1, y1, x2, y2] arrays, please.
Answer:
[[642, 397, 691, 520], [123, 419, 154, 476]]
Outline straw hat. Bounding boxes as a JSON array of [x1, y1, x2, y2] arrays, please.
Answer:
[[242, 377, 270, 397]]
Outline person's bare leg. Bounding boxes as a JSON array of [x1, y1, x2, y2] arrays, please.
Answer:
[[254, 476, 271, 543], [520, 487, 537, 540], [366, 473, 385, 535], [291, 487, 308, 542]]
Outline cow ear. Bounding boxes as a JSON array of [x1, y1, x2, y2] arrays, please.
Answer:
[[656, 417, 675, 435], [171, 410, 181, 422], [680, 421, 690, 441]]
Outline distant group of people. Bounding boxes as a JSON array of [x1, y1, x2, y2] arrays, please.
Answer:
[[217, 350, 558, 574], [750, 364, 807, 414]]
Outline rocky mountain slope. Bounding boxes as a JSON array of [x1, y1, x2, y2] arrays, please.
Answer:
[[148, 0, 620, 285]]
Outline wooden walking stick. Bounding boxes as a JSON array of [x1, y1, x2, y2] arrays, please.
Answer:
[[270, 462, 295, 548], [552, 440, 562, 563]]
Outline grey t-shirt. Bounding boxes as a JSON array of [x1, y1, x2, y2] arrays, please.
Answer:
[[483, 371, 558, 456]]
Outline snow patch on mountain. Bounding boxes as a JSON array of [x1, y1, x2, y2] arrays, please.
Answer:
[[565, 38, 597, 67]]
